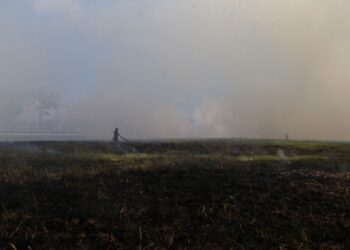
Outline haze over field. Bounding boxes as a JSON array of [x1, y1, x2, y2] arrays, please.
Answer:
[[1, 0, 350, 140]]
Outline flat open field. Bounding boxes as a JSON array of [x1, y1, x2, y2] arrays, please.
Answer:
[[0, 140, 349, 249]]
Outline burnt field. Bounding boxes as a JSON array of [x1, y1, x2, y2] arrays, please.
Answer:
[[0, 140, 349, 249]]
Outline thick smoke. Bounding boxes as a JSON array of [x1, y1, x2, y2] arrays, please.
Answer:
[[0, 0, 350, 140]]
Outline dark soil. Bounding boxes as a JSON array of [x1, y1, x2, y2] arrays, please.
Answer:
[[0, 140, 349, 249]]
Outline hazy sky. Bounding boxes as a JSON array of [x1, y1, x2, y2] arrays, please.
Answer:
[[1, 0, 350, 140]]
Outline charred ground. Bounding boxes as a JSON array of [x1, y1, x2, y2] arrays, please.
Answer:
[[0, 140, 349, 249]]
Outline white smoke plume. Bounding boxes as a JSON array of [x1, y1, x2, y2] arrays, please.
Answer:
[[0, 0, 350, 140]]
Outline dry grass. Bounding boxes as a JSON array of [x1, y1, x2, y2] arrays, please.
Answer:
[[0, 140, 349, 249]]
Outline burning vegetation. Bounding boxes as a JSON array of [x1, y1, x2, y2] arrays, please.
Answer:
[[0, 140, 349, 249]]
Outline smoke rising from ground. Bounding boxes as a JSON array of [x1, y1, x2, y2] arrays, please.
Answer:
[[0, 0, 350, 140]]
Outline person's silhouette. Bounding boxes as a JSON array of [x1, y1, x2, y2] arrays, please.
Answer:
[[114, 128, 119, 143]]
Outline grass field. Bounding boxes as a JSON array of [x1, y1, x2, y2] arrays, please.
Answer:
[[0, 140, 349, 249]]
